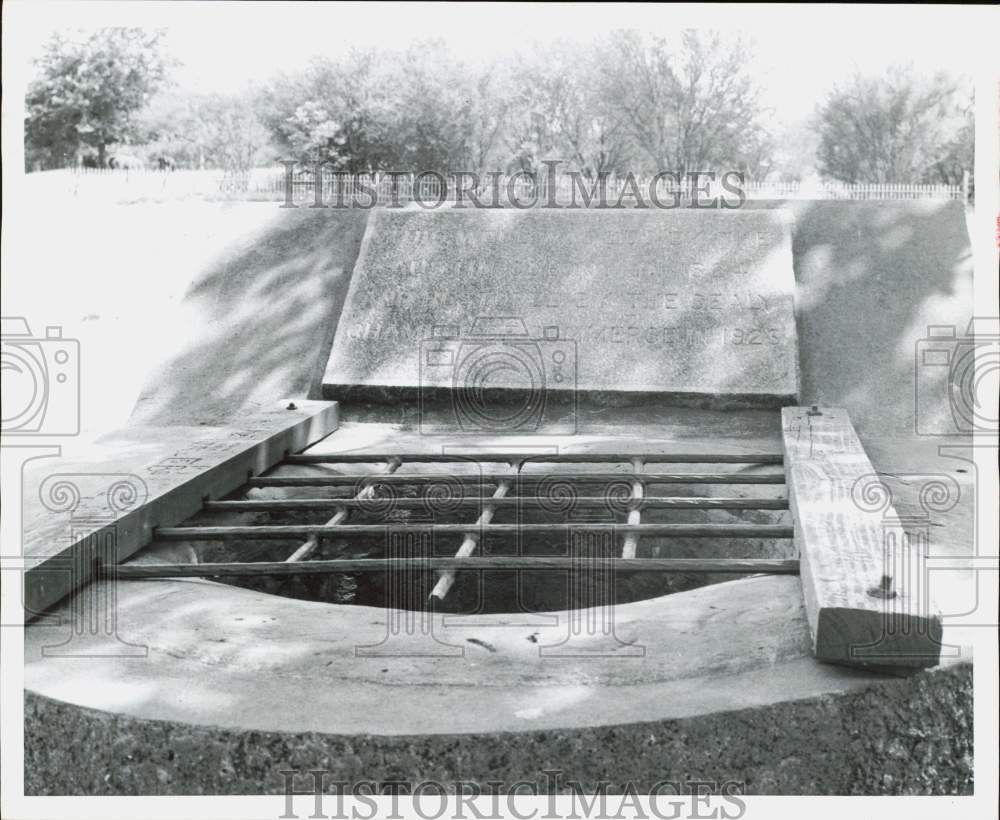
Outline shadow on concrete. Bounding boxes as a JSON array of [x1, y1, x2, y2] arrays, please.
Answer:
[[314, 202, 972, 445], [129, 209, 369, 427], [126, 200, 973, 447], [749, 199, 973, 440]]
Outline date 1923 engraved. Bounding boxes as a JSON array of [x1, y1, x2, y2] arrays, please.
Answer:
[[558, 324, 785, 347], [730, 327, 782, 345]]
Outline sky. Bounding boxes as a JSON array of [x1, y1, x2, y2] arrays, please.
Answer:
[[7, 2, 986, 131]]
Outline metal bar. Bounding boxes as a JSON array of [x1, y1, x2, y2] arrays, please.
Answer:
[[285, 457, 402, 562], [156, 523, 795, 539], [203, 497, 790, 512], [621, 458, 644, 559], [112, 557, 801, 578], [287, 453, 784, 465], [247, 472, 786, 487], [430, 480, 511, 601]]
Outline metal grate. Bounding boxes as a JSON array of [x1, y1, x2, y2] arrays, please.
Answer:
[[110, 450, 798, 601]]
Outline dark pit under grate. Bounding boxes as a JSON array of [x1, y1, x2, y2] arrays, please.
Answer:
[[127, 451, 796, 614]]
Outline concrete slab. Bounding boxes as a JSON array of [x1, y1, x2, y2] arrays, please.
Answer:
[[323, 209, 798, 404]]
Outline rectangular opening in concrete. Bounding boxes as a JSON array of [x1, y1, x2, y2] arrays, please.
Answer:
[[114, 447, 797, 615]]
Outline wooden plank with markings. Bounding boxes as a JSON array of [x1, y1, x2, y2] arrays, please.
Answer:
[[22, 400, 339, 619], [782, 406, 942, 668]]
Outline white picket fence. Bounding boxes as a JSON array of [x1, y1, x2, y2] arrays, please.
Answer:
[[44, 167, 275, 201], [744, 180, 965, 201], [34, 167, 968, 204]]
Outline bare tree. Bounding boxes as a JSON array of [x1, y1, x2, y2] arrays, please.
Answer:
[[202, 92, 271, 189], [924, 86, 973, 186], [505, 42, 631, 177], [461, 67, 511, 173], [595, 30, 772, 176], [142, 90, 272, 179], [816, 66, 965, 183]]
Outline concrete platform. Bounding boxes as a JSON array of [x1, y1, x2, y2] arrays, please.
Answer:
[[22, 567, 974, 736], [16, 198, 980, 793], [25, 416, 970, 735]]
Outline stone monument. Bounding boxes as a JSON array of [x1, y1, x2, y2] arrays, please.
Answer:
[[324, 209, 799, 408]]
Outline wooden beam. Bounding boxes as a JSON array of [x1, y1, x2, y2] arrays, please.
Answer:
[[111, 557, 800, 578], [782, 407, 942, 668], [23, 400, 339, 618]]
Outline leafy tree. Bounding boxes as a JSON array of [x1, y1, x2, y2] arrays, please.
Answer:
[[261, 44, 509, 175], [260, 51, 398, 173], [257, 32, 774, 179], [815, 67, 968, 183], [25, 28, 170, 169], [381, 43, 472, 172]]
